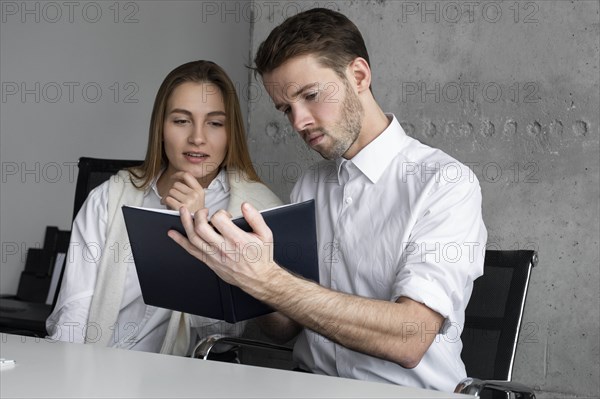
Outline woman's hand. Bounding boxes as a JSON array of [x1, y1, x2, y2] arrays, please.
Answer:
[[160, 171, 206, 214]]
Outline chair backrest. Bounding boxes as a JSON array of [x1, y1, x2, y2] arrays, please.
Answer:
[[461, 249, 538, 381], [73, 157, 144, 220]]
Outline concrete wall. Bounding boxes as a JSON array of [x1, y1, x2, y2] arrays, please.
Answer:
[[247, 1, 599, 398], [0, 1, 250, 293]]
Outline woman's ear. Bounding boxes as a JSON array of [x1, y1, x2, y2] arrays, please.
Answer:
[[348, 57, 371, 93]]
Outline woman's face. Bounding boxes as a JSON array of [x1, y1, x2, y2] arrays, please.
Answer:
[[162, 82, 228, 188]]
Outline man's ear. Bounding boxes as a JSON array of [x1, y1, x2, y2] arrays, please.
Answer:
[[348, 57, 371, 93]]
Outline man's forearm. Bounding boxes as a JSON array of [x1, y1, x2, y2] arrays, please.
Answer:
[[256, 312, 302, 343], [247, 266, 443, 368]]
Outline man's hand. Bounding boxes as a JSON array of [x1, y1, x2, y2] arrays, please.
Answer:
[[161, 171, 206, 214], [168, 202, 280, 297]]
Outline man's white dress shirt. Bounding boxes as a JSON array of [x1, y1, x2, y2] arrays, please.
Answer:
[[290, 115, 487, 392]]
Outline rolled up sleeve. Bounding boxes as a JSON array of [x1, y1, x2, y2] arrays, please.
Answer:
[[393, 168, 487, 331]]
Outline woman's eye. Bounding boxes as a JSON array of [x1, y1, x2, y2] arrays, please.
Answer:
[[208, 121, 224, 127], [305, 92, 318, 101], [174, 119, 189, 125]]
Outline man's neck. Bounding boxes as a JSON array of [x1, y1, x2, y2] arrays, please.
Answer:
[[344, 102, 390, 159]]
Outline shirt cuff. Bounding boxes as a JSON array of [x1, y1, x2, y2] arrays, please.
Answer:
[[393, 276, 456, 333]]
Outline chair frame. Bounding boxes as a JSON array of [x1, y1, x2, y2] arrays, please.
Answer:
[[193, 334, 292, 360], [462, 250, 538, 381], [454, 249, 538, 397], [455, 377, 536, 398]]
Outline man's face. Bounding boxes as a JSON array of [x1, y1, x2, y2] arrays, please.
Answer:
[[262, 55, 364, 160]]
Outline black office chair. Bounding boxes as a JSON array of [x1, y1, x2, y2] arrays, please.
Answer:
[[455, 250, 538, 398], [0, 157, 143, 338], [193, 250, 538, 398], [50, 157, 144, 305], [53, 155, 142, 299]]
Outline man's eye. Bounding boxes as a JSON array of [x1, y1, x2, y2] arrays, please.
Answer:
[[281, 106, 291, 115]]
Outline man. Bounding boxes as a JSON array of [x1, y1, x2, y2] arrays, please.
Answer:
[[170, 8, 487, 392]]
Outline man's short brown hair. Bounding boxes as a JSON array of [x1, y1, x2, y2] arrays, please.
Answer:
[[253, 8, 370, 80]]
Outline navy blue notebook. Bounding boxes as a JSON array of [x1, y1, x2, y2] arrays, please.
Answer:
[[122, 199, 319, 323]]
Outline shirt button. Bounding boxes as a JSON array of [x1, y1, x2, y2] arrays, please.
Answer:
[[345, 197, 353, 205]]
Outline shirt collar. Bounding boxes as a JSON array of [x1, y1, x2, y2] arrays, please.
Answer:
[[336, 114, 407, 184], [207, 168, 230, 193], [149, 172, 162, 199], [150, 167, 229, 199]]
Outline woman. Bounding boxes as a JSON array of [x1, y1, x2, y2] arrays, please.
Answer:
[[47, 61, 282, 355]]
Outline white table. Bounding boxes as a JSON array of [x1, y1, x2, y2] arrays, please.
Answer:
[[1, 333, 468, 398]]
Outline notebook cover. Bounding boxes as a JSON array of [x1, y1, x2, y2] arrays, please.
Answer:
[[122, 200, 319, 323]]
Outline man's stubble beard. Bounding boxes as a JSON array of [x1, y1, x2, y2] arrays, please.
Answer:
[[313, 81, 364, 160]]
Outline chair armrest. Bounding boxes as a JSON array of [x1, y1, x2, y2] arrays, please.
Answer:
[[455, 377, 536, 398], [193, 334, 293, 360]]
